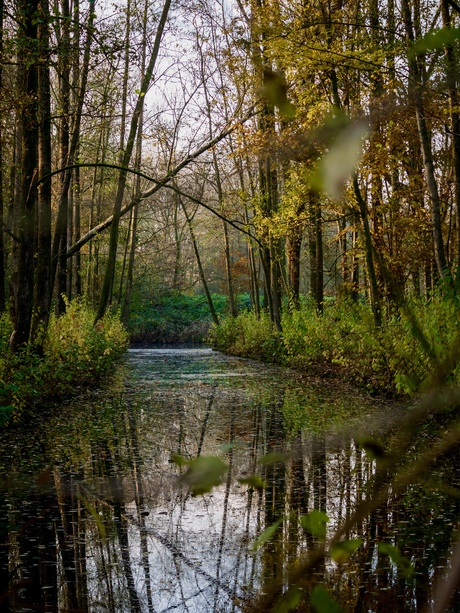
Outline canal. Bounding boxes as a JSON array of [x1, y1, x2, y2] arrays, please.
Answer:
[[0, 346, 458, 612]]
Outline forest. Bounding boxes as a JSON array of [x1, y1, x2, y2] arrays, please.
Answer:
[[3, 1, 460, 611], [2, 0, 460, 395], [0, 0, 458, 333]]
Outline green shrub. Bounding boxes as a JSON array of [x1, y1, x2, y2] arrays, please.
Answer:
[[210, 311, 284, 362], [210, 294, 460, 396], [129, 291, 250, 343], [0, 298, 129, 424]]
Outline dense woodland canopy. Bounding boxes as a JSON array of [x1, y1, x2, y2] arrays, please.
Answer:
[[1, 0, 460, 347]]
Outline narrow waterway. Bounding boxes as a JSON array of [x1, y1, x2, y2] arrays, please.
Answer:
[[0, 347, 458, 612]]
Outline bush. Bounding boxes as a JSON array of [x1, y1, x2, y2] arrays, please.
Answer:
[[210, 294, 460, 396], [209, 311, 284, 362], [0, 299, 129, 424], [129, 291, 251, 343]]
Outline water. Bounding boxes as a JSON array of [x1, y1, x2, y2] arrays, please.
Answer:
[[0, 346, 458, 612]]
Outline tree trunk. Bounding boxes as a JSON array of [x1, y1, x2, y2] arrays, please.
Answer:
[[0, 0, 5, 313], [353, 177, 382, 327], [96, 0, 171, 321], [401, 0, 449, 279], [55, 0, 70, 314], [51, 0, 95, 313], [181, 200, 219, 326], [286, 221, 303, 310], [309, 192, 324, 314], [9, 0, 40, 350], [440, 0, 460, 277], [31, 0, 52, 344]]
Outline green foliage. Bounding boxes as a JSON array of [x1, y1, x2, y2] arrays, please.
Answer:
[[237, 475, 267, 490], [0, 298, 129, 425], [129, 290, 250, 343], [330, 539, 363, 564], [180, 456, 229, 495], [301, 510, 329, 541], [378, 543, 414, 579], [311, 586, 344, 613], [251, 516, 284, 551], [209, 310, 284, 362], [210, 294, 460, 396], [272, 587, 303, 613], [410, 27, 460, 56]]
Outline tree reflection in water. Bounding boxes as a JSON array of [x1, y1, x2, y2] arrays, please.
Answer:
[[0, 347, 459, 612]]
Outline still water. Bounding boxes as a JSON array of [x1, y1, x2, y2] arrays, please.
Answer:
[[0, 347, 458, 612]]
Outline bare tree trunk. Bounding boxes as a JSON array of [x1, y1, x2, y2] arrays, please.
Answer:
[[55, 0, 70, 314], [440, 0, 460, 276], [197, 33, 238, 317], [51, 0, 95, 313], [73, 165, 82, 296], [309, 192, 324, 314], [0, 0, 5, 313], [180, 199, 219, 326], [401, 0, 449, 279], [9, 0, 39, 350], [286, 224, 303, 310], [353, 177, 382, 327], [97, 0, 171, 321], [31, 0, 52, 344]]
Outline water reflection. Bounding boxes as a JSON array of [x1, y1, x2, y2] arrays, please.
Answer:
[[0, 347, 458, 611]]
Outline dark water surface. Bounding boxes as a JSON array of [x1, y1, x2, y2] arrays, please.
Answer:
[[0, 347, 458, 612]]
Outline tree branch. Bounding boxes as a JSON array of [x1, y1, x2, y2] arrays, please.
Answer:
[[66, 105, 257, 257]]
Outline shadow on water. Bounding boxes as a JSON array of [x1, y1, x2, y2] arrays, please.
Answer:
[[0, 346, 459, 611]]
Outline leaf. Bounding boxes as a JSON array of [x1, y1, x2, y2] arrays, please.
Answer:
[[261, 69, 296, 119], [237, 475, 267, 491], [331, 538, 363, 564], [171, 453, 188, 467], [301, 510, 329, 541], [258, 452, 289, 465], [311, 586, 344, 613], [358, 436, 386, 459], [273, 586, 303, 613], [311, 121, 368, 199], [251, 516, 283, 551], [219, 441, 245, 453], [378, 543, 414, 579], [80, 496, 106, 540], [180, 456, 228, 495], [410, 27, 460, 57]]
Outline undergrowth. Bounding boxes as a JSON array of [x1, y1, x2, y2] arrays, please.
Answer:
[[0, 298, 129, 425], [129, 290, 251, 343], [209, 294, 460, 396]]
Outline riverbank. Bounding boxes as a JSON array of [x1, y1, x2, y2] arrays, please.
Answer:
[[209, 296, 460, 397], [0, 299, 129, 426]]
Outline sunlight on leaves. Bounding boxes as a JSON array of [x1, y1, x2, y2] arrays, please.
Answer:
[[300, 510, 329, 541], [331, 538, 363, 564], [180, 456, 228, 495], [378, 543, 414, 579], [251, 516, 284, 551], [311, 586, 344, 613], [273, 586, 303, 613]]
